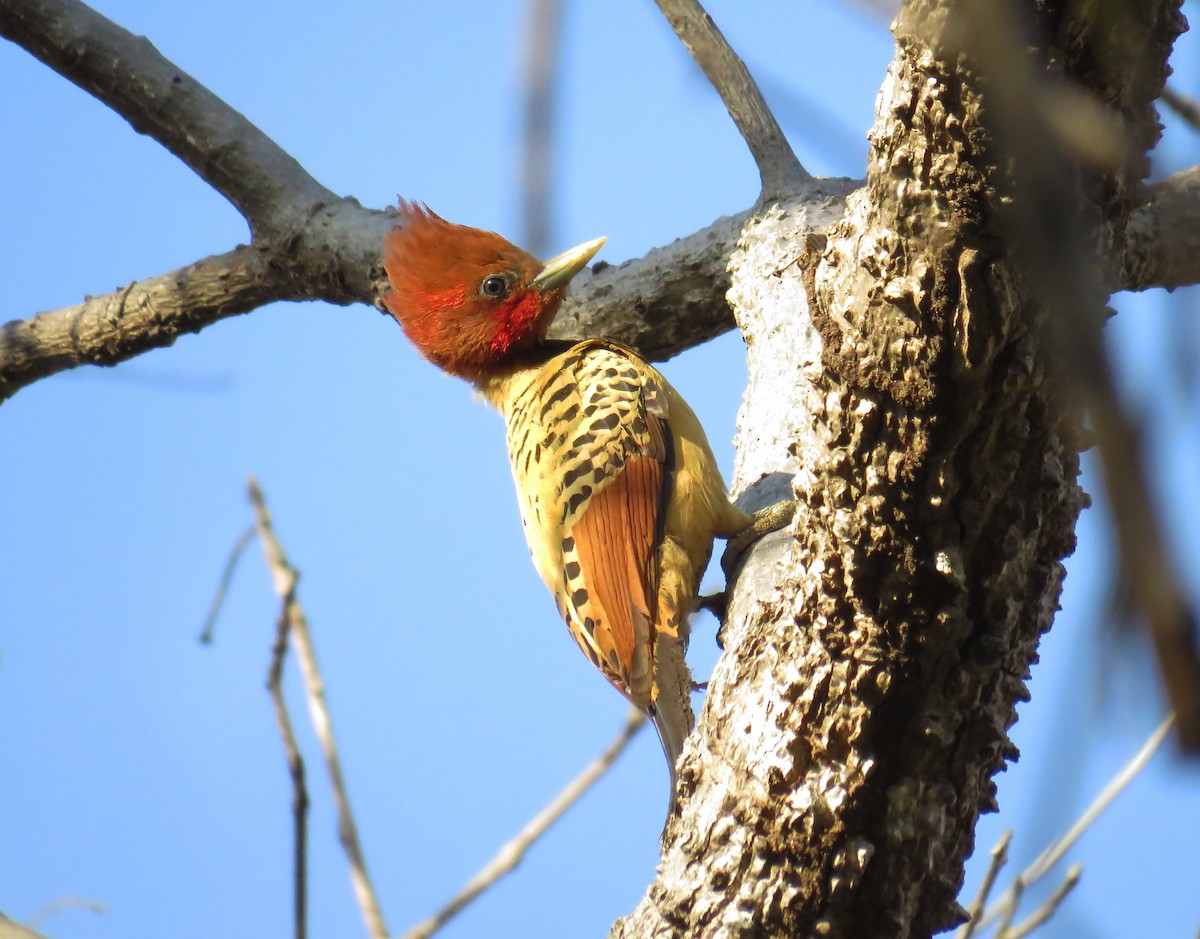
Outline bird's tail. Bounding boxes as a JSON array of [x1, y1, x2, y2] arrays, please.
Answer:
[[650, 631, 695, 820]]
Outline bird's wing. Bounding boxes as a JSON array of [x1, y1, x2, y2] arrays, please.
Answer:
[[515, 341, 673, 707]]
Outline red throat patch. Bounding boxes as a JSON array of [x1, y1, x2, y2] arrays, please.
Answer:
[[490, 290, 548, 355]]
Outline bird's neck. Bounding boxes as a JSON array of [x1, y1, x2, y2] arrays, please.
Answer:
[[471, 339, 578, 413]]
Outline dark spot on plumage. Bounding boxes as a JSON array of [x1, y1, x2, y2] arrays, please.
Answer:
[[592, 465, 610, 484], [604, 367, 618, 377], [631, 416, 647, 436], [608, 650, 621, 671], [562, 536, 575, 551], [572, 432, 596, 448], [562, 463, 592, 487], [567, 485, 593, 514], [572, 588, 589, 608], [533, 441, 542, 461], [584, 645, 600, 666], [583, 403, 598, 417], [565, 561, 581, 579], [591, 412, 620, 432], [543, 382, 574, 410], [611, 380, 637, 394], [560, 403, 580, 422], [583, 616, 596, 635]]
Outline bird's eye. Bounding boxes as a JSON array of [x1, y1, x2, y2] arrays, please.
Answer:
[[480, 273, 511, 299]]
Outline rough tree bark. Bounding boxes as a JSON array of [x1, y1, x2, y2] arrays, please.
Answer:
[[0, 1, 1195, 938], [611, 1, 1185, 937]]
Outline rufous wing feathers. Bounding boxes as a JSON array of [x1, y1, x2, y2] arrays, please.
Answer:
[[570, 454, 663, 707]]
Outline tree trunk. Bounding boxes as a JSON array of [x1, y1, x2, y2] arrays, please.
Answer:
[[612, 2, 1181, 936]]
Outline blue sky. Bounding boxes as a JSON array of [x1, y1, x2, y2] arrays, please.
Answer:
[[2, 2, 1197, 937]]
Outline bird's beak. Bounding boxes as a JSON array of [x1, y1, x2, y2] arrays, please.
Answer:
[[529, 236, 608, 292]]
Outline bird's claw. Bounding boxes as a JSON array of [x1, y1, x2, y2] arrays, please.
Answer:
[[696, 590, 727, 620], [720, 499, 798, 580]]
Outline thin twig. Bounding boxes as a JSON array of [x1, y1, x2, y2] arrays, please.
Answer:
[[247, 476, 389, 939], [25, 898, 106, 930], [401, 707, 648, 939], [520, 0, 562, 257], [1161, 86, 1200, 131], [199, 525, 257, 643], [267, 595, 309, 939], [1024, 715, 1172, 886], [1000, 863, 1081, 939], [652, 0, 809, 196], [956, 829, 1012, 939], [994, 876, 1024, 938], [977, 715, 1175, 931]]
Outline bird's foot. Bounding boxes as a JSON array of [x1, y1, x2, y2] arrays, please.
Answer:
[[696, 590, 727, 621], [720, 500, 798, 580]]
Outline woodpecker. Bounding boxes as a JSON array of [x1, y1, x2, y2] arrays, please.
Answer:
[[383, 202, 784, 812]]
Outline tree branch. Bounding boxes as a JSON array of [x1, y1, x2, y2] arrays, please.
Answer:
[[0, 183, 856, 405], [267, 586, 310, 939], [401, 708, 646, 939], [1, 0, 1196, 415], [977, 715, 1174, 932], [1123, 165, 1200, 291], [614, 0, 1184, 933], [248, 476, 389, 939], [0, 246, 299, 403], [1160, 86, 1200, 131], [652, 0, 810, 196], [0, 0, 332, 240]]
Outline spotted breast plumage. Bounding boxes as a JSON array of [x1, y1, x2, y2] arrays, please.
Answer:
[[478, 337, 750, 805]]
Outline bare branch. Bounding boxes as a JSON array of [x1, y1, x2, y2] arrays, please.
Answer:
[[0, 246, 300, 404], [1, 182, 863, 406], [652, 0, 810, 196], [1161, 86, 1200, 131], [199, 525, 257, 644], [1, 0, 1197, 419], [401, 708, 647, 939], [25, 898, 106, 930], [1000, 864, 1081, 939], [248, 476, 389, 939], [0, 0, 332, 240], [1093, 402, 1200, 749], [993, 877, 1023, 939], [554, 178, 856, 355], [978, 715, 1174, 931], [956, 830, 1012, 939], [266, 589, 310, 939], [520, 0, 563, 256], [1124, 165, 1200, 292]]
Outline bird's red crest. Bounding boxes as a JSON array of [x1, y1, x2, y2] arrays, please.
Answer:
[[383, 201, 558, 379]]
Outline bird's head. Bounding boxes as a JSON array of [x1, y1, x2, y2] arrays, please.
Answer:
[[383, 201, 606, 379]]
